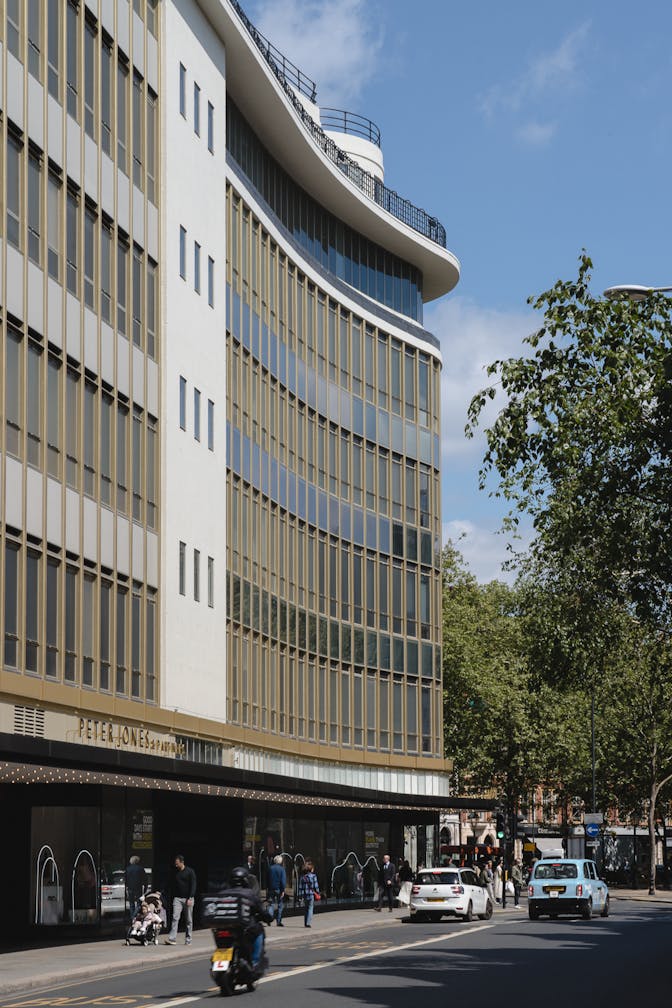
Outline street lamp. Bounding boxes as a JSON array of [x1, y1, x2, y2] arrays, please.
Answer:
[[604, 284, 672, 301]]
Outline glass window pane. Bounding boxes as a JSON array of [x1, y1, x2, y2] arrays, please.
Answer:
[[4, 544, 20, 668]]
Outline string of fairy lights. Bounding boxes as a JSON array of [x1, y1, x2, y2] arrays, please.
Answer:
[[0, 761, 452, 813]]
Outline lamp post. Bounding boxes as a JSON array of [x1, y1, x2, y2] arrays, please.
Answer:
[[604, 283, 672, 301], [468, 811, 479, 862]]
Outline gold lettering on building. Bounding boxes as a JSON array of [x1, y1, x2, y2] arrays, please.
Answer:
[[77, 718, 185, 757]]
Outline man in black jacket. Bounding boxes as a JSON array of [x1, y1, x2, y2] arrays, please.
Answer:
[[164, 854, 197, 944], [376, 853, 397, 912]]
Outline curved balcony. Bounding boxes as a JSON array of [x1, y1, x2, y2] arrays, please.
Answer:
[[320, 109, 381, 147], [231, 0, 317, 102], [230, 0, 447, 250]]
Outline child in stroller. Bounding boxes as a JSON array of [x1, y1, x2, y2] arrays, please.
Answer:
[[126, 894, 164, 945]]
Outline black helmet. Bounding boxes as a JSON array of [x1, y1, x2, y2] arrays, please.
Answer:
[[230, 866, 250, 888]]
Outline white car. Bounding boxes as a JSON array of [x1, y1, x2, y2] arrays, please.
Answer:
[[409, 867, 493, 922], [100, 867, 153, 916]]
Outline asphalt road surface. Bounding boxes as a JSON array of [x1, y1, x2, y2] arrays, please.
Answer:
[[3, 903, 670, 1008]]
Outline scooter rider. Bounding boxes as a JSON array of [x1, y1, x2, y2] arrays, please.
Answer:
[[216, 866, 271, 970]]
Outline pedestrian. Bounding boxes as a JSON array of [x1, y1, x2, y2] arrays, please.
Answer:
[[376, 853, 397, 912], [246, 854, 257, 878], [398, 859, 413, 884], [298, 859, 320, 928], [479, 860, 495, 906], [511, 858, 524, 908], [494, 858, 503, 904], [125, 855, 145, 916], [268, 854, 286, 926], [164, 854, 197, 945]]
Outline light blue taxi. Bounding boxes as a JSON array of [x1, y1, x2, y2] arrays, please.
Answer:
[[528, 858, 609, 920]]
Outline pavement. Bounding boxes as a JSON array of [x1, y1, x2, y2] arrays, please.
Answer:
[[2, 890, 671, 997]]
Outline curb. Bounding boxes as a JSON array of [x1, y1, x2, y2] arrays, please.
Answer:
[[610, 894, 672, 905], [0, 912, 402, 997], [0, 945, 208, 996]]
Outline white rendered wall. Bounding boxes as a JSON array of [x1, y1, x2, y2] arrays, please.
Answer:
[[161, 1, 228, 722], [322, 131, 385, 182]]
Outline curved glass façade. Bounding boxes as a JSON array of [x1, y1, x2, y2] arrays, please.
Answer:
[[226, 99, 425, 324], [225, 173, 444, 759]]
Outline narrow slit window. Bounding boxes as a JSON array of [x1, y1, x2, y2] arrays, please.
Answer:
[[179, 376, 187, 430], [179, 226, 186, 279], [194, 388, 201, 442], [207, 101, 214, 153], [208, 256, 215, 307], [194, 82, 200, 135], [179, 63, 186, 117], [194, 242, 201, 293]]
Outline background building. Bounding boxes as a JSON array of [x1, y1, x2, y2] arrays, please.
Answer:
[[0, 0, 459, 937]]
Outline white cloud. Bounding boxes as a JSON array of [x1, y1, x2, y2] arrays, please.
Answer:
[[246, 0, 384, 107], [425, 296, 533, 465], [479, 22, 590, 144], [443, 519, 532, 585], [426, 297, 535, 583], [515, 120, 557, 146]]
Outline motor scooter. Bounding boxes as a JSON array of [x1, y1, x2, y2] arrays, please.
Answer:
[[210, 922, 267, 996]]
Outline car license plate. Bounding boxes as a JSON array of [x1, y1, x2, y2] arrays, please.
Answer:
[[549, 891, 559, 898], [427, 897, 445, 902]]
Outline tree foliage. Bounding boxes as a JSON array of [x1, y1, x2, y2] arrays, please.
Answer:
[[466, 253, 672, 889], [466, 252, 672, 627], [441, 543, 590, 808]]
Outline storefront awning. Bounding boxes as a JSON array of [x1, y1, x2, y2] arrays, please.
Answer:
[[533, 837, 565, 857]]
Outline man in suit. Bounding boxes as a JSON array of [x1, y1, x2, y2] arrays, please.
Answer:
[[375, 853, 397, 912]]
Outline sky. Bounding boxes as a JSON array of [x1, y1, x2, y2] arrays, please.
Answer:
[[245, 0, 672, 581]]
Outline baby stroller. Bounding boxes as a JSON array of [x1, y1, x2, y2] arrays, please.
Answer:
[[126, 891, 166, 946]]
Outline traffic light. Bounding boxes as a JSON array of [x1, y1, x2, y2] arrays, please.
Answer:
[[495, 811, 506, 841], [511, 810, 525, 840]]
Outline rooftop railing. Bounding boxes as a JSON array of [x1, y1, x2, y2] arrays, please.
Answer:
[[232, 2, 317, 101], [320, 108, 382, 147], [230, 0, 447, 249]]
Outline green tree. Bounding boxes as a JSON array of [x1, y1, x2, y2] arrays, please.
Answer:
[[596, 628, 672, 891], [466, 252, 672, 626], [467, 253, 672, 890], [442, 544, 590, 824]]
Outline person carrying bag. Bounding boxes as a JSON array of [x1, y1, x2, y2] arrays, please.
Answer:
[[298, 859, 320, 928]]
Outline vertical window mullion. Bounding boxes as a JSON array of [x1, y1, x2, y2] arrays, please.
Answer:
[[132, 245, 143, 347], [84, 205, 97, 310], [64, 566, 78, 682], [66, 0, 79, 120], [47, 171, 62, 280], [133, 72, 144, 189], [84, 18, 97, 139], [6, 134, 23, 251], [47, 0, 61, 99], [28, 151, 42, 264], [4, 543, 20, 669], [66, 187, 80, 294], [5, 331, 23, 460], [117, 59, 129, 172], [46, 557, 60, 679]]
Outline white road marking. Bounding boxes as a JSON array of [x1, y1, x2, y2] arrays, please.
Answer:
[[149, 924, 495, 1007], [258, 923, 494, 984]]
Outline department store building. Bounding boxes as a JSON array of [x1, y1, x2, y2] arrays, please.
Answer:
[[0, 0, 462, 937]]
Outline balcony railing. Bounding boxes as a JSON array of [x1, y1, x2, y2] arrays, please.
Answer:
[[230, 0, 447, 250], [320, 108, 381, 147], [231, 0, 317, 102]]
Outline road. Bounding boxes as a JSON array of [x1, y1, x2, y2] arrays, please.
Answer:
[[2, 903, 670, 1008]]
